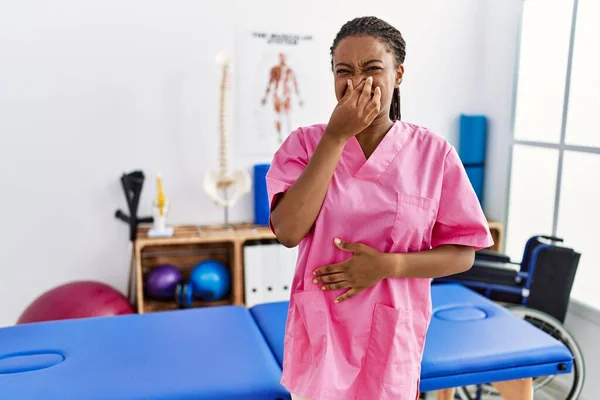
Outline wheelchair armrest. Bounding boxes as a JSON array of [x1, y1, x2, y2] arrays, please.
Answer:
[[473, 259, 520, 272], [475, 249, 512, 263], [441, 259, 522, 286]]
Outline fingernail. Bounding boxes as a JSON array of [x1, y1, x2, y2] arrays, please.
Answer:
[[313, 279, 318, 283], [334, 238, 341, 245], [368, 76, 373, 82], [334, 299, 339, 303], [321, 286, 326, 290]]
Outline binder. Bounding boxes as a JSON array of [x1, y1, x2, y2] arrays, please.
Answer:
[[261, 243, 281, 303], [243, 243, 264, 307], [276, 245, 298, 301], [243, 240, 299, 306]]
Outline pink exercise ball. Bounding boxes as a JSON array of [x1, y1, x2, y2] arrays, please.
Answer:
[[17, 281, 134, 324]]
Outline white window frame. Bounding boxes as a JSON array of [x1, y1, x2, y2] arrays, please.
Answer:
[[505, 0, 600, 311]]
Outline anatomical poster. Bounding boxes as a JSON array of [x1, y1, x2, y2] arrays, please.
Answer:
[[234, 28, 319, 157]]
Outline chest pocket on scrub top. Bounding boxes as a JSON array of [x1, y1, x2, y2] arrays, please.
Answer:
[[391, 192, 438, 250], [320, 178, 399, 242]]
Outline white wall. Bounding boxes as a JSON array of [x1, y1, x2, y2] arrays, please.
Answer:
[[479, 0, 524, 226], [0, 0, 521, 326]]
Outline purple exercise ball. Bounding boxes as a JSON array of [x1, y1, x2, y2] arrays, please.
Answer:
[[145, 265, 183, 299]]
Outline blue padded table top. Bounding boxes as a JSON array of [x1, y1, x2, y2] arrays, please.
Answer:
[[249, 302, 287, 367], [249, 284, 573, 392], [421, 284, 572, 391], [0, 305, 289, 400]]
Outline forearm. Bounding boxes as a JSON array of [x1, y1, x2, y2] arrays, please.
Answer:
[[270, 131, 345, 247], [386, 245, 475, 279]]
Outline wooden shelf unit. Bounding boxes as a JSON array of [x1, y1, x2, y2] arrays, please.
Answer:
[[487, 219, 504, 253], [128, 220, 504, 313], [130, 224, 276, 314]]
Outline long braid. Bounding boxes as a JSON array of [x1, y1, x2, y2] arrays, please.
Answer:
[[330, 16, 406, 121]]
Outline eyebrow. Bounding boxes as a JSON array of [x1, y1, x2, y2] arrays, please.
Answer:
[[334, 59, 383, 68]]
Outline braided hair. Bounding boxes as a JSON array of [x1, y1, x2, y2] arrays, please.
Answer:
[[330, 16, 406, 121]]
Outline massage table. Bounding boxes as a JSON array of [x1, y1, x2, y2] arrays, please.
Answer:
[[0, 306, 289, 399], [250, 284, 574, 398], [0, 284, 572, 399]]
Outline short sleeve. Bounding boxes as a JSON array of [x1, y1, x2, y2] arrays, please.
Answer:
[[431, 146, 494, 250], [265, 127, 309, 215]]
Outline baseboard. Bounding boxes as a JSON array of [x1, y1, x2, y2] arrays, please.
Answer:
[[567, 298, 600, 327]]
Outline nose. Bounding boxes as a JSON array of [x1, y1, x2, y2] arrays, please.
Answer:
[[351, 75, 366, 87]]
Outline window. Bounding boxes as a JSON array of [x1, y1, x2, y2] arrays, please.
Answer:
[[512, 0, 573, 144], [556, 151, 600, 309], [505, 145, 559, 260], [564, 0, 600, 148], [506, 0, 600, 310]]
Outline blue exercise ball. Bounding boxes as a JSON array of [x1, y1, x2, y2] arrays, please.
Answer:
[[190, 260, 230, 301]]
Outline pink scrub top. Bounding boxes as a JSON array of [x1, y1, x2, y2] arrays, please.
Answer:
[[266, 121, 494, 400]]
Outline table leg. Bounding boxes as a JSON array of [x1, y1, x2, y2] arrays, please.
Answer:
[[435, 388, 455, 400], [492, 378, 533, 399]]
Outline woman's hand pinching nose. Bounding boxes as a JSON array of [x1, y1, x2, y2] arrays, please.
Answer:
[[325, 76, 382, 142]]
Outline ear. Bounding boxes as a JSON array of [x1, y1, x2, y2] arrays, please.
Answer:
[[395, 64, 404, 87]]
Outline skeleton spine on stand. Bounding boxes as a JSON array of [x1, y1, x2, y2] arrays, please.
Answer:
[[203, 53, 251, 227]]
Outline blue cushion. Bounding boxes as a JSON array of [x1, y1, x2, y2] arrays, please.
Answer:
[[458, 114, 487, 165]]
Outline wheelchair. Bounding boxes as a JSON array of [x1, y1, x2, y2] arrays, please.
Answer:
[[433, 235, 585, 400]]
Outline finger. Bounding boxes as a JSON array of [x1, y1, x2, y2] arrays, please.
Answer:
[[364, 86, 382, 118], [357, 76, 373, 106], [334, 238, 367, 254], [313, 261, 346, 276], [321, 281, 352, 291], [349, 79, 366, 100], [313, 272, 346, 284], [372, 86, 382, 104], [340, 79, 354, 100], [335, 288, 360, 303]]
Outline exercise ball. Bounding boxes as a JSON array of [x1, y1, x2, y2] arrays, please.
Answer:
[[190, 260, 230, 301], [145, 264, 182, 299], [17, 281, 134, 325]]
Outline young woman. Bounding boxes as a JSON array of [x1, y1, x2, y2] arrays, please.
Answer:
[[266, 16, 493, 400]]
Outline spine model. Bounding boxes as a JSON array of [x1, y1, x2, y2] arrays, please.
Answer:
[[203, 53, 251, 224]]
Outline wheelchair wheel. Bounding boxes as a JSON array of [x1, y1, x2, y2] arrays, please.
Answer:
[[455, 306, 585, 400]]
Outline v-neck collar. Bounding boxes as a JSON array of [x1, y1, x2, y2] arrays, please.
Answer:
[[341, 121, 412, 181]]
